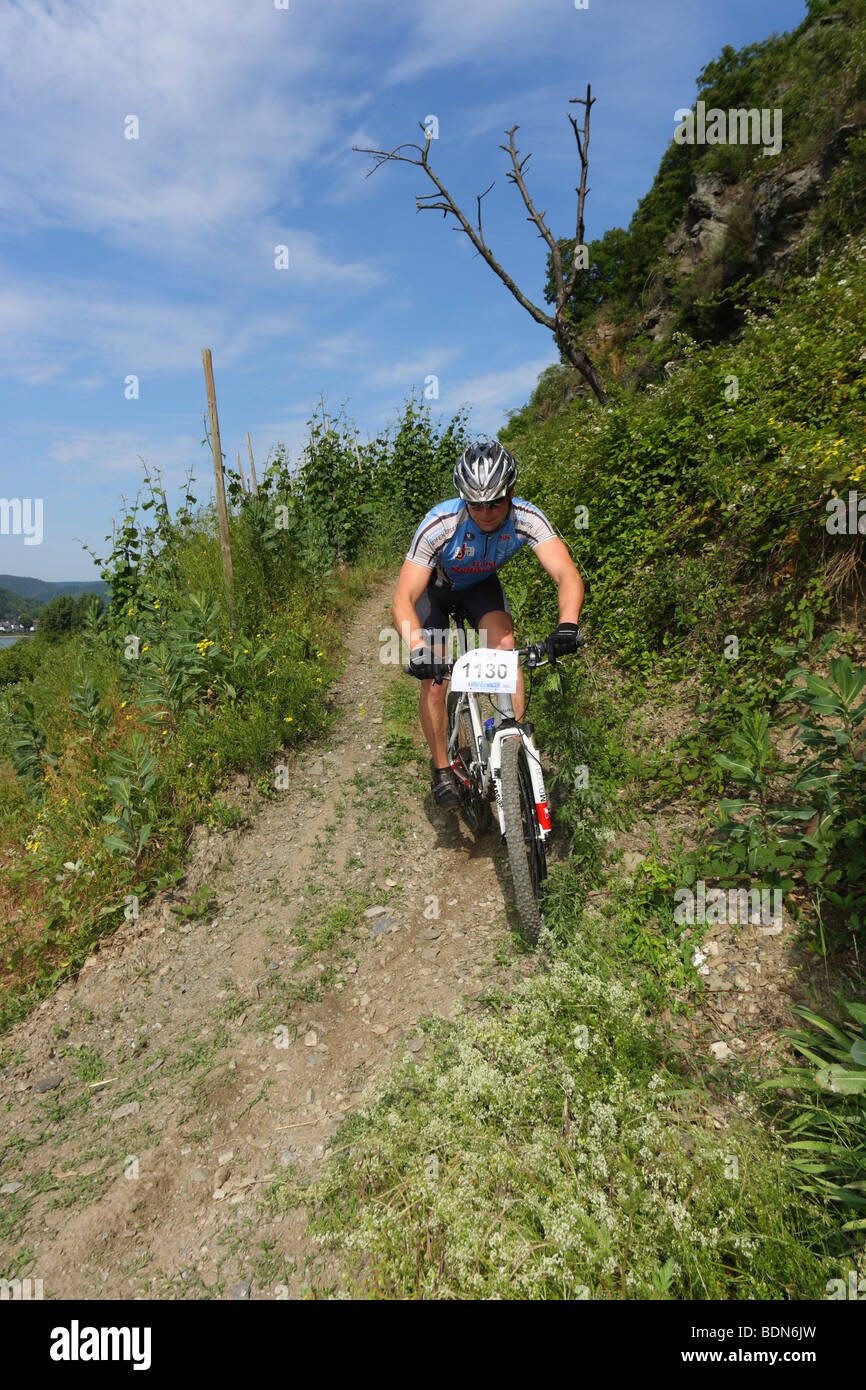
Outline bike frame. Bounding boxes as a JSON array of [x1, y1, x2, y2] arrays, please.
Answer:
[[446, 621, 552, 843]]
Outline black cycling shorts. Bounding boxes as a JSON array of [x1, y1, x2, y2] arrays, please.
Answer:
[[415, 573, 511, 655]]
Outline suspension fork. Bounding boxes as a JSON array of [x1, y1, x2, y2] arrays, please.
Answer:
[[490, 715, 552, 841]]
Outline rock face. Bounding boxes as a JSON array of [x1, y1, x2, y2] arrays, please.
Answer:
[[678, 172, 736, 264], [639, 118, 866, 342], [751, 162, 825, 269], [675, 158, 826, 279]]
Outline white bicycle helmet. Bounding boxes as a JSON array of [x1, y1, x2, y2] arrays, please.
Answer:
[[453, 440, 518, 504]]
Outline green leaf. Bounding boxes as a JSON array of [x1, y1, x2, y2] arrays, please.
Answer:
[[714, 753, 756, 779], [793, 1008, 852, 1045], [103, 834, 134, 856], [789, 1043, 834, 1069], [814, 1066, 866, 1096]]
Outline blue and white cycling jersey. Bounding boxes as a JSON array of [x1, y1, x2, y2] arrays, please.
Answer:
[[406, 497, 557, 592]]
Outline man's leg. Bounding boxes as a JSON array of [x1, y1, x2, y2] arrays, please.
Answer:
[[478, 609, 525, 719], [411, 584, 452, 768], [419, 673, 450, 767], [413, 606, 460, 807]]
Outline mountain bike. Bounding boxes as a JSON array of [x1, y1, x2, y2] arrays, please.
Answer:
[[435, 608, 583, 945]]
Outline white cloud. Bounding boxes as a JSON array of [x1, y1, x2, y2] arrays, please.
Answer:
[[462, 88, 558, 141], [364, 347, 461, 390], [0, 271, 383, 383], [294, 332, 376, 368], [355, 354, 559, 440], [382, 0, 567, 85], [42, 430, 202, 487], [319, 128, 392, 205], [0, 1, 370, 269], [437, 355, 558, 427]]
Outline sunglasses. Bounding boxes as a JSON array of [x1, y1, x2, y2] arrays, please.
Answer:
[[468, 495, 508, 511]]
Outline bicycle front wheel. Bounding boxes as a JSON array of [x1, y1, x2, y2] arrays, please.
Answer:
[[499, 737, 547, 945], [447, 690, 492, 834]]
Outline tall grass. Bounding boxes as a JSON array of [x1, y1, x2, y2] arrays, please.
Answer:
[[0, 394, 469, 1033]]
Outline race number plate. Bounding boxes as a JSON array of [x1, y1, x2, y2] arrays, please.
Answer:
[[450, 647, 518, 694]]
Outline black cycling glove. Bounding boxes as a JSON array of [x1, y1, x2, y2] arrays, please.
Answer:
[[408, 645, 449, 682], [546, 622, 582, 659]]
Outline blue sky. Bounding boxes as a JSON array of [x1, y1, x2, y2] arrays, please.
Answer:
[[0, 0, 807, 581]]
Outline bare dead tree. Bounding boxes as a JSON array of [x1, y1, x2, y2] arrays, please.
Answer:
[[354, 86, 606, 406]]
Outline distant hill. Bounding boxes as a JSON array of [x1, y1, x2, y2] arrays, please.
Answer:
[[0, 575, 110, 616], [0, 585, 34, 620]]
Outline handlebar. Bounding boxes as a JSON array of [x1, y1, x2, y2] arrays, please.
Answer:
[[403, 632, 583, 684]]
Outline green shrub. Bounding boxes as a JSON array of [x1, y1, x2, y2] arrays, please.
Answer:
[[770, 1000, 866, 1230], [697, 620, 866, 945]]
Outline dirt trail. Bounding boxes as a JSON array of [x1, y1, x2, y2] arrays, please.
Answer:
[[0, 577, 536, 1299]]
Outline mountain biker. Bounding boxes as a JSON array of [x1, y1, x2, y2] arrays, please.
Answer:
[[391, 439, 584, 809]]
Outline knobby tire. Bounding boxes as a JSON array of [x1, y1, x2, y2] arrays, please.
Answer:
[[499, 736, 546, 945]]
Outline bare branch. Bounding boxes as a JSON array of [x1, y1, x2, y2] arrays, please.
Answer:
[[499, 127, 559, 260], [417, 192, 455, 219], [352, 105, 606, 402], [476, 180, 495, 250], [393, 123, 555, 329], [352, 124, 434, 177], [562, 84, 595, 304]]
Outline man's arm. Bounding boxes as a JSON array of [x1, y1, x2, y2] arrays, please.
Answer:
[[532, 537, 584, 624], [391, 559, 434, 653]]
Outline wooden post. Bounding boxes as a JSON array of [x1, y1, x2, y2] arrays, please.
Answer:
[[201, 349, 237, 634], [237, 450, 248, 494], [246, 432, 259, 495]]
